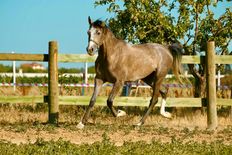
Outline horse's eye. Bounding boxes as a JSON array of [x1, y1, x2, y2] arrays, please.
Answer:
[[96, 30, 101, 35]]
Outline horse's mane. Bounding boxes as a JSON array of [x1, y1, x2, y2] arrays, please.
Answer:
[[92, 19, 115, 41], [92, 19, 108, 28]]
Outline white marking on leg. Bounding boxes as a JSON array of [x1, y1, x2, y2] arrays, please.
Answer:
[[76, 121, 85, 129], [136, 122, 143, 126], [160, 99, 172, 118], [116, 109, 127, 117]]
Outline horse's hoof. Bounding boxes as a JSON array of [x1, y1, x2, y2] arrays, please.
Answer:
[[77, 122, 85, 129], [117, 109, 126, 117], [136, 122, 143, 126], [161, 111, 172, 118]]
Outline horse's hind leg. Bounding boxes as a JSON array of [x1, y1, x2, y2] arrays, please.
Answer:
[[159, 90, 171, 118], [107, 81, 126, 117], [77, 78, 103, 129], [137, 77, 163, 126]]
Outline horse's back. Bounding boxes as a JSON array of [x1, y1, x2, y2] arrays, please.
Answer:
[[130, 43, 173, 64], [115, 43, 173, 81]]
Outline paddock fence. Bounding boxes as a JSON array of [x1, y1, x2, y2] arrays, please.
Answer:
[[0, 41, 231, 129]]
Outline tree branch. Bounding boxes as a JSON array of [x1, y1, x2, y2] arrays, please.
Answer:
[[193, 2, 199, 55]]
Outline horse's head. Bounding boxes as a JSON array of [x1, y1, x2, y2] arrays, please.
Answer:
[[86, 16, 106, 56]]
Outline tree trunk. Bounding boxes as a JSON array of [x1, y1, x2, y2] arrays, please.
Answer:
[[188, 64, 206, 114], [193, 75, 206, 98]]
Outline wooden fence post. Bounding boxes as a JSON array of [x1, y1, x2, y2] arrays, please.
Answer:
[[206, 41, 218, 130], [48, 41, 59, 124]]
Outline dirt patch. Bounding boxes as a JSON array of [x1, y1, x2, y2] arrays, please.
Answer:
[[1, 123, 232, 146], [0, 103, 232, 146]]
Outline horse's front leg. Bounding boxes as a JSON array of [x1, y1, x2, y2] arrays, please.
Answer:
[[77, 78, 103, 129], [107, 81, 126, 117]]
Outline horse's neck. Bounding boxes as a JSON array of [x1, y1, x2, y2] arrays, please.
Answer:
[[103, 30, 126, 55], [100, 31, 121, 58]]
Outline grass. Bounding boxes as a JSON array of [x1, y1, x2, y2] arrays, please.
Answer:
[[1, 137, 232, 155], [0, 102, 232, 127]]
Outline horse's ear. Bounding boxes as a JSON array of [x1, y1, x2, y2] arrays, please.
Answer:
[[101, 21, 106, 27], [88, 16, 92, 25]]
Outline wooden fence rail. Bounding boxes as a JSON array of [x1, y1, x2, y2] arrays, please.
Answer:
[[0, 53, 232, 64], [0, 96, 231, 107], [0, 41, 232, 129]]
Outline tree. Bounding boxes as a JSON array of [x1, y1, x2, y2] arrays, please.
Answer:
[[95, 0, 232, 97], [0, 64, 12, 72], [88, 66, 95, 73], [59, 67, 82, 74]]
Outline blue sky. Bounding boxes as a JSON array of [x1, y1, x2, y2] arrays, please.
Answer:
[[0, 0, 231, 69], [0, 0, 114, 68]]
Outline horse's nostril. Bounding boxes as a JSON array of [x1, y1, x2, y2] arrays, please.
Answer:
[[86, 47, 92, 52], [86, 47, 94, 56]]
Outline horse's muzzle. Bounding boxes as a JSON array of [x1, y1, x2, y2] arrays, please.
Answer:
[[86, 47, 95, 56]]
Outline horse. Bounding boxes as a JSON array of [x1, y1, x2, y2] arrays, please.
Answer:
[[77, 16, 183, 129]]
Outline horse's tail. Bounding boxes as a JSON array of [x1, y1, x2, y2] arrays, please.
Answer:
[[168, 43, 183, 83]]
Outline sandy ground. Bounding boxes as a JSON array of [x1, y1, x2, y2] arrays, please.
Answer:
[[1, 124, 232, 146], [0, 85, 231, 146], [0, 110, 232, 146]]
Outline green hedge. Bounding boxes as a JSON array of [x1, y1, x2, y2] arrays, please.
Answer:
[[0, 75, 87, 84]]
